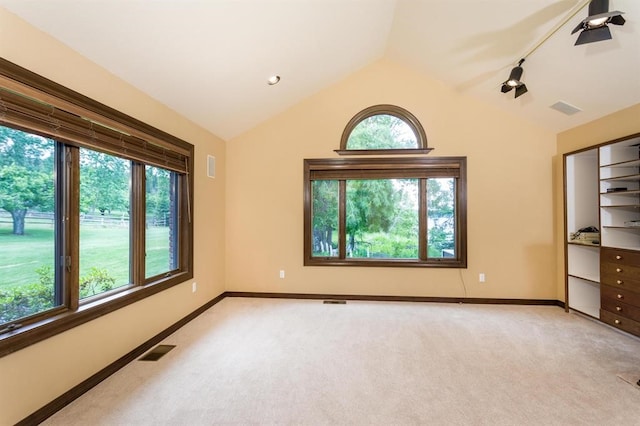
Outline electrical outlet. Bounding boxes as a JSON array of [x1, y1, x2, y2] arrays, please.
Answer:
[[479, 273, 485, 283], [279, 270, 285, 279], [192, 282, 197, 293]]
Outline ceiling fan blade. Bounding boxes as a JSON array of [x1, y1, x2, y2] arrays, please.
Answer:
[[515, 84, 528, 98], [501, 84, 512, 93]]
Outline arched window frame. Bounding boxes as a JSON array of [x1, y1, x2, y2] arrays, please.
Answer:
[[303, 104, 467, 268], [335, 104, 433, 155]]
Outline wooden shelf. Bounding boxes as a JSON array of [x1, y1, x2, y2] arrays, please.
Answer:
[[568, 274, 599, 284], [600, 205, 640, 209], [567, 241, 600, 247], [602, 226, 640, 230], [600, 189, 640, 196], [600, 173, 640, 182], [600, 158, 640, 169]]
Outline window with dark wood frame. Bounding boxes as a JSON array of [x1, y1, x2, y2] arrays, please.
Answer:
[[0, 58, 194, 357], [304, 157, 467, 268], [335, 104, 434, 156], [305, 104, 466, 268]]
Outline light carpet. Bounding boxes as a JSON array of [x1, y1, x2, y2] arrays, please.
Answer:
[[43, 297, 640, 425]]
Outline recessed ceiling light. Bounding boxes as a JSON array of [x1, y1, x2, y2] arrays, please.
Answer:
[[267, 75, 281, 86]]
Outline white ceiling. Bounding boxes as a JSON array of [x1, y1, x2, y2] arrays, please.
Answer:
[[1, 0, 639, 141]]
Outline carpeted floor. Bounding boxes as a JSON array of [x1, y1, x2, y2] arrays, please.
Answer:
[[43, 297, 640, 425]]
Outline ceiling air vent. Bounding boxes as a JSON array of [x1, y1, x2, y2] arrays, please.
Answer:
[[550, 101, 582, 116]]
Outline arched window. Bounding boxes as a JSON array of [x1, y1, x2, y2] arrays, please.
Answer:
[[337, 105, 432, 155], [304, 105, 467, 268]]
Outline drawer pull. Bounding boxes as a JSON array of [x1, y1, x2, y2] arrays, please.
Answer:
[[617, 294, 624, 299], [615, 319, 621, 325], [616, 268, 623, 273], [616, 255, 622, 260], [616, 306, 623, 312], [617, 280, 623, 285]]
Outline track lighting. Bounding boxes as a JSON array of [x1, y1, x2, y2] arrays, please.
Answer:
[[501, 59, 528, 99], [571, 0, 625, 45]]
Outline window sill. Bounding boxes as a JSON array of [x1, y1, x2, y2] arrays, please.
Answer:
[[0, 271, 192, 358], [334, 148, 434, 156], [305, 258, 467, 268]]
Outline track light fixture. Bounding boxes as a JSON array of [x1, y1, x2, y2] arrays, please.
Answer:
[[498, 0, 627, 100], [501, 59, 528, 99], [571, 0, 625, 45]]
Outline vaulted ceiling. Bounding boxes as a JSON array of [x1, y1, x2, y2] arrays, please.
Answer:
[[1, 0, 638, 141]]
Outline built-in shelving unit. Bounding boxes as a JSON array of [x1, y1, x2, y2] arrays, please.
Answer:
[[599, 139, 640, 251], [564, 133, 640, 337], [565, 148, 600, 317]]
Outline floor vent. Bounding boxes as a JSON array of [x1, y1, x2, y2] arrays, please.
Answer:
[[323, 300, 347, 304], [139, 344, 176, 361]]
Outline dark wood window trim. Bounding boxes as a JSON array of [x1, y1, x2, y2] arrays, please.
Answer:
[[336, 104, 432, 155], [334, 148, 434, 156], [304, 157, 467, 268], [0, 59, 194, 357]]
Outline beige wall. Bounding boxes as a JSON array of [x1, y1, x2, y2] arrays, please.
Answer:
[[554, 104, 640, 303], [9, 4, 627, 422], [226, 58, 558, 300], [0, 9, 226, 425]]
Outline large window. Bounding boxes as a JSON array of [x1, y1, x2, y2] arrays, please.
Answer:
[[0, 59, 193, 356], [145, 165, 179, 279], [304, 157, 467, 267], [305, 105, 466, 268], [79, 148, 132, 299], [0, 128, 59, 324]]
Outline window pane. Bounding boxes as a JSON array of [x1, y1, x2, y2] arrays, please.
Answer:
[[346, 179, 418, 259], [79, 148, 131, 299], [346, 114, 418, 149], [311, 180, 339, 257], [427, 178, 456, 258], [146, 165, 179, 277], [0, 126, 58, 324]]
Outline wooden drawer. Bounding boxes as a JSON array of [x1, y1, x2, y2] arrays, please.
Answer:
[[601, 309, 640, 337], [600, 273, 640, 293], [600, 262, 640, 281], [601, 284, 640, 307], [601, 247, 640, 265], [601, 297, 640, 323]]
